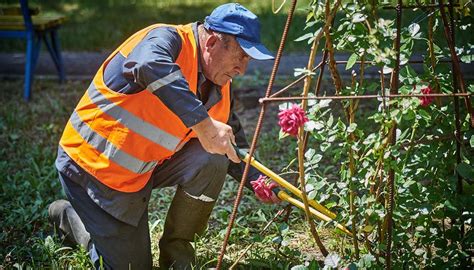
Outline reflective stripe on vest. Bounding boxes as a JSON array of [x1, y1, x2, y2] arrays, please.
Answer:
[[86, 83, 181, 151], [69, 110, 157, 174]]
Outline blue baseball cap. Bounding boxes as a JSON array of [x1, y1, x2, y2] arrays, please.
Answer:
[[204, 3, 274, 61]]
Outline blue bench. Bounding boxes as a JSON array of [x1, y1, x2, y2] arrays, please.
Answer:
[[0, 0, 66, 101]]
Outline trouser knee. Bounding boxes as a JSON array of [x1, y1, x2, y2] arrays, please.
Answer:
[[181, 152, 229, 200]]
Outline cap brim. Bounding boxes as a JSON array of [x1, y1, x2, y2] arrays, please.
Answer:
[[236, 37, 274, 61]]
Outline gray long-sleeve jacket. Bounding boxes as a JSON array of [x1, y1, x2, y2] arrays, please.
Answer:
[[55, 22, 260, 226]]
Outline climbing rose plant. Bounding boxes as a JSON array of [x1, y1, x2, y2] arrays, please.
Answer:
[[275, 1, 474, 269]]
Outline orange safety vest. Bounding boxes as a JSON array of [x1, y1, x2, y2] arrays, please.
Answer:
[[59, 23, 230, 192]]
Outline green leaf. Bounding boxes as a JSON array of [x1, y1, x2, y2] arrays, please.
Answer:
[[308, 190, 317, 200], [403, 180, 416, 188], [305, 148, 315, 160], [327, 114, 334, 127], [295, 32, 314, 42], [358, 254, 376, 268], [444, 200, 458, 213], [272, 236, 282, 244], [318, 99, 332, 108], [461, 54, 474, 63], [312, 154, 323, 163], [347, 123, 357, 133], [345, 53, 358, 70], [417, 109, 431, 122], [362, 225, 374, 233], [291, 265, 307, 270], [324, 253, 340, 268], [279, 223, 289, 234], [279, 102, 292, 110], [470, 135, 474, 147], [279, 129, 289, 140], [408, 23, 421, 39], [352, 13, 367, 23], [305, 120, 324, 132], [308, 260, 320, 270], [320, 142, 331, 152], [456, 163, 474, 180]]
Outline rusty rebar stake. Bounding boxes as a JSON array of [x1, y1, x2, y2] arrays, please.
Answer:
[[439, 0, 474, 127], [448, 0, 465, 241], [259, 93, 472, 103], [382, 3, 460, 9], [385, 1, 402, 269], [215, 0, 298, 268], [334, 59, 453, 65]]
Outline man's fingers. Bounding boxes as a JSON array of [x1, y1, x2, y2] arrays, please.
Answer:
[[230, 132, 236, 146], [227, 144, 240, 163]]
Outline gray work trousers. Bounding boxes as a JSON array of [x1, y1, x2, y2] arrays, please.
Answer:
[[59, 139, 229, 269]]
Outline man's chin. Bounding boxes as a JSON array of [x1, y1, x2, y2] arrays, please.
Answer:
[[214, 77, 231, 86]]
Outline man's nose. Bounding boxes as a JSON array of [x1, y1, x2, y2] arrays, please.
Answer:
[[236, 57, 249, 75]]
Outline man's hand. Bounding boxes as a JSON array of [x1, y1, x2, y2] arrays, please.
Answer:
[[192, 117, 241, 163]]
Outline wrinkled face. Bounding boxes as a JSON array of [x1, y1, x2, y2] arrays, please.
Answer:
[[201, 32, 251, 86]]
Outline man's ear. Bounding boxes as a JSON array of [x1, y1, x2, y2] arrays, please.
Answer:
[[204, 33, 218, 51]]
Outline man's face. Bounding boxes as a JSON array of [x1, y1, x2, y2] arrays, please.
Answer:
[[201, 32, 250, 86]]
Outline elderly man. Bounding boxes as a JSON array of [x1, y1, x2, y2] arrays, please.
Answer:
[[49, 3, 278, 269]]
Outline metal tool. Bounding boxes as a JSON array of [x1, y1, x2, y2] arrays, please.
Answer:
[[234, 146, 353, 237]]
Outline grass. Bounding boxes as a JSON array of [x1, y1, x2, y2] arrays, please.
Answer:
[[3, 1, 470, 54], [0, 0, 310, 52], [0, 77, 338, 269]]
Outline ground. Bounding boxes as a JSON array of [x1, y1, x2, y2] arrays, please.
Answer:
[[0, 77, 342, 269]]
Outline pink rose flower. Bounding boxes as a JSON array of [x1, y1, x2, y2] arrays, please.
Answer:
[[250, 175, 278, 202], [278, 104, 309, 137], [419, 86, 434, 107]]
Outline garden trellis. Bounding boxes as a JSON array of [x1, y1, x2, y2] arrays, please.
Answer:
[[217, 0, 473, 269]]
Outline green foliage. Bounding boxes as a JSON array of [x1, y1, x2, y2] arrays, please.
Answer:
[[0, 80, 92, 268], [279, 0, 474, 269], [1, 1, 473, 268], [0, 0, 309, 52]]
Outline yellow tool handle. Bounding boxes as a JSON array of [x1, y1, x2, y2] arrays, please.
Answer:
[[277, 189, 353, 236], [234, 147, 337, 220]]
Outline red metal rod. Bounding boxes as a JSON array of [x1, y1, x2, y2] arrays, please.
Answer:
[[334, 59, 453, 65], [439, 0, 474, 127], [385, 1, 403, 268], [260, 93, 472, 103], [216, 0, 298, 268], [382, 3, 459, 9], [448, 0, 465, 240]]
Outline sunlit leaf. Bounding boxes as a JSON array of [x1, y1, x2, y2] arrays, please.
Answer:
[[408, 23, 421, 39], [324, 253, 340, 268], [295, 32, 314, 42], [352, 13, 367, 23], [345, 53, 358, 70]]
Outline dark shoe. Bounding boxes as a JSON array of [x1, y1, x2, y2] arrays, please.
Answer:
[[159, 187, 216, 269], [48, 199, 90, 249]]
